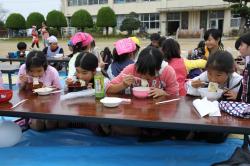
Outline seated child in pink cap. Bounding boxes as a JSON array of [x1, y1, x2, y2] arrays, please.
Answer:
[[107, 38, 137, 79], [67, 32, 94, 79]]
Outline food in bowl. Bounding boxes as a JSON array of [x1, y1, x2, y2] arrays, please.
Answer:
[[141, 79, 148, 87], [132, 87, 150, 98], [198, 88, 223, 101], [0, 90, 13, 103], [208, 82, 219, 92], [68, 80, 87, 92], [33, 87, 54, 95], [100, 97, 122, 107]]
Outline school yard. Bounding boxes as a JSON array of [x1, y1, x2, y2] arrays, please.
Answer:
[[0, 37, 239, 58]]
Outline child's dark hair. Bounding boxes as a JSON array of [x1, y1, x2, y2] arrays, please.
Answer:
[[75, 52, 98, 71], [17, 42, 27, 50], [159, 36, 166, 47], [235, 33, 250, 50], [206, 50, 234, 74], [25, 51, 48, 71], [204, 29, 224, 49], [161, 38, 181, 61], [197, 40, 205, 49], [136, 46, 163, 76], [113, 48, 130, 63], [150, 33, 161, 41], [72, 42, 89, 54]]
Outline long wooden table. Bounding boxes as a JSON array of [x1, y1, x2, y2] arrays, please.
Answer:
[[0, 90, 250, 148]]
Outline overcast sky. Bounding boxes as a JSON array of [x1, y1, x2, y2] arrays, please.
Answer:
[[1, 0, 61, 20]]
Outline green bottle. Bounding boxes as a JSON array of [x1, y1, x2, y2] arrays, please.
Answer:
[[94, 67, 105, 99]]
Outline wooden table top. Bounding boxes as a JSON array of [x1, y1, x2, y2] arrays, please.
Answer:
[[1, 90, 250, 134]]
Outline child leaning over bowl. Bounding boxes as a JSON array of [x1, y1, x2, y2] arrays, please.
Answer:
[[17, 51, 61, 90], [106, 46, 179, 98], [66, 52, 110, 89], [186, 50, 242, 101]]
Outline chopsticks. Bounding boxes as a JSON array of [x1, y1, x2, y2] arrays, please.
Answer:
[[155, 98, 181, 105], [11, 99, 28, 109], [122, 74, 141, 80]]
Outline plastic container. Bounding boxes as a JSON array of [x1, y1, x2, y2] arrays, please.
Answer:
[[94, 67, 105, 99]]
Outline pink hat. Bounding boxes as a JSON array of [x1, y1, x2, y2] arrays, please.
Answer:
[[71, 32, 93, 47], [114, 38, 136, 55]]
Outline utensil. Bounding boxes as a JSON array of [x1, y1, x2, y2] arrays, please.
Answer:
[[218, 80, 242, 101], [155, 98, 181, 105], [11, 99, 28, 109], [122, 74, 141, 80]]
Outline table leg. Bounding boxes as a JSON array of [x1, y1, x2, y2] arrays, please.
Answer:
[[242, 134, 250, 152], [8, 73, 12, 90]]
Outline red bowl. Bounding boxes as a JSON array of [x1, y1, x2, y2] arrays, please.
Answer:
[[0, 90, 13, 103]]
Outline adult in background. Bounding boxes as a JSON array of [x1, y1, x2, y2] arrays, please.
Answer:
[[39, 22, 50, 48], [43, 35, 64, 70]]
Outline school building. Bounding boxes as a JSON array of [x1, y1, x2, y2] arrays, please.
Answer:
[[61, 0, 240, 36]]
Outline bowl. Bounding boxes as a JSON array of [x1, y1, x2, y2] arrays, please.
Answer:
[[54, 54, 63, 58], [198, 88, 223, 101], [100, 97, 122, 108], [132, 87, 150, 98], [0, 90, 13, 103], [33, 87, 54, 95]]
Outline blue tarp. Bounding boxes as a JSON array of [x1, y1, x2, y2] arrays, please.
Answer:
[[0, 128, 243, 166]]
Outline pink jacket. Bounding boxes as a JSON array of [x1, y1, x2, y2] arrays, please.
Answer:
[[106, 62, 179, 95], [168, 58, 187, 96]]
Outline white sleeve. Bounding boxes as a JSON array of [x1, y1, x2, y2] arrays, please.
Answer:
[[68, 54, 78, 78], [186, 71, 208, 96]]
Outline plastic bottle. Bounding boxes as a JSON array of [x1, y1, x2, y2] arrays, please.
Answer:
[[94, 67, 105, 99]]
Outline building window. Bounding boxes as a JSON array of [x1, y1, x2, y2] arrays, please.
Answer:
[[181, 12, 188, 29], [231, 13, 241, 27], [140, 13, 159, 29], [67, 0, 107, 6], [200, 11, 208, 30], [114, 0, 136, 3], [89, 0, 98, 4]]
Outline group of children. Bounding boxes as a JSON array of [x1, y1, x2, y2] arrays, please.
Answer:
[[1, 29, 250, 143]]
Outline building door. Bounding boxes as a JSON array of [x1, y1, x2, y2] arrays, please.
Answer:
[[209, 19, 224, 33], [168, 21, 180, 35]]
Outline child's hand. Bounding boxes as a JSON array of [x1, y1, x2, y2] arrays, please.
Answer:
[[223, 90, 237, 100], [122, 75, 135, 87], [65, 78, 74, 85], [87, 83, 93, 89], [191, 79, 206, 88], [149, 87, 167, 98], [19, 74, 28, 84]]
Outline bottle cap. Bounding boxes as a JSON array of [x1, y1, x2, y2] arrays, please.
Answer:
[[96, 67, 101, 72]]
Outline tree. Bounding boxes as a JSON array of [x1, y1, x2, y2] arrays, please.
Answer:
[[120, 17, 140, 36], [0, 20, 5, 30], [5, 13, 26, 30], [71, 9, 93, 32], [26, 12, 45, 29], [96, 7, 116, 36], [46, 10, 67, 33], [223, 0, 250, 35]]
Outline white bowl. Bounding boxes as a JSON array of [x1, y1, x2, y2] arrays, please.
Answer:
[[54, 54, 63, 58], [198, 88, 223, 101], [34, 87, 54, 95], [100, 97, 122, 108]]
